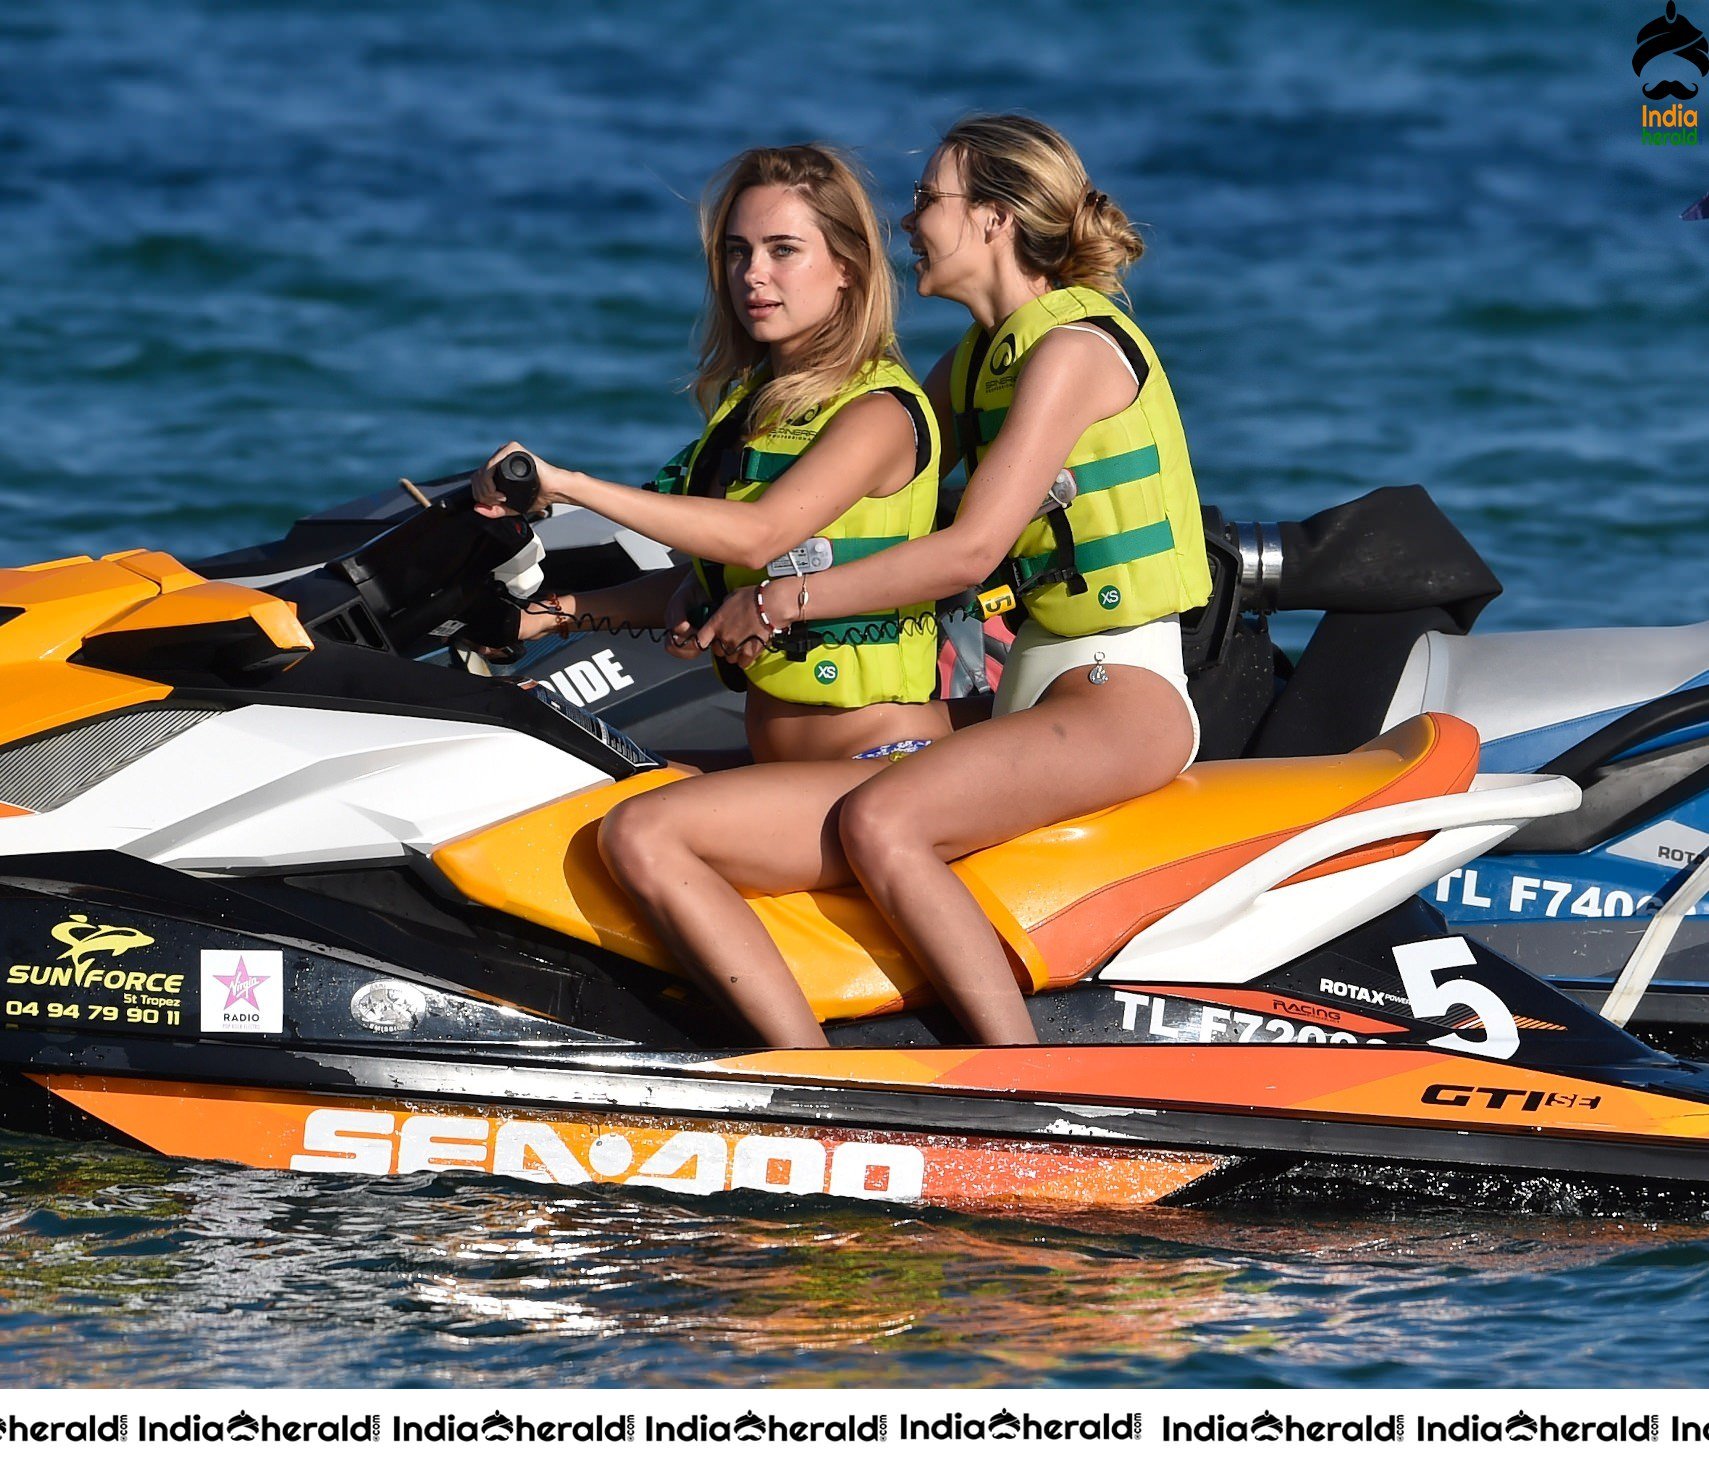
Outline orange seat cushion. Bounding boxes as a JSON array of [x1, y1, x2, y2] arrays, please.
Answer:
[[432, 714, 1478, 1023]]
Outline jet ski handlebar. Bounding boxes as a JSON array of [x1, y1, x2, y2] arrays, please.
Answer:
[[492, 451, 544, 516]]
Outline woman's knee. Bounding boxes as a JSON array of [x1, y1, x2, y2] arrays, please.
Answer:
[[597, 794, 676, 895], [837, 780, 916, 873]]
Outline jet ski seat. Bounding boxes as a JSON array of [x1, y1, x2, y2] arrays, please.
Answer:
[[1385, 623, 1709, 773], [433, 712, 1480, 1023]]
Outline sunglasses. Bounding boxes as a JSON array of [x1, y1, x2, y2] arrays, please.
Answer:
[[911, 182, 970, 213]]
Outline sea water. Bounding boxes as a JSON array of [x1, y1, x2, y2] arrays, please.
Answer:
[[1, 0, 1706, 1388]]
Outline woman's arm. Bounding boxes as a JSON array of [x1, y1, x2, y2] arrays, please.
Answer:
[[477, 393, 919, 572], [700, 329, 1132, 650], [514, 565, 689, 641]]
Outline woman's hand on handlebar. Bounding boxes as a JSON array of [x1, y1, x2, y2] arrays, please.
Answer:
[[516, 600, 572, 641], [662, 575, 709, 661], [699, 584, 775, 670], [472, 441, 571, 519]]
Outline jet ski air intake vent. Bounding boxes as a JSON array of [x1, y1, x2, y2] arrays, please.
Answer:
[[0, 707, 221, 813]]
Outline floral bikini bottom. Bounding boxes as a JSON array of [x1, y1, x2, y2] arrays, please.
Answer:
[[851, 738, 934, 764]]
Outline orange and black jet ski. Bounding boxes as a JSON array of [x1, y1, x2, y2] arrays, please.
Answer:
[[4, 546, 1709, 1217]]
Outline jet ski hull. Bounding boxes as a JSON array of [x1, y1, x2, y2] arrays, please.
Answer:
[[5, 857, 1709, 1213], [9, 1035, 1709, 1213]]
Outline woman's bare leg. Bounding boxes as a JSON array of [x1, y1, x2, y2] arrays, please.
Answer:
[[837, 667, 1195, 1045], [597, 759, 887, 1047]]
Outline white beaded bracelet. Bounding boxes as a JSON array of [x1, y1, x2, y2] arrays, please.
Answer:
[[754, 579, 776, 642]]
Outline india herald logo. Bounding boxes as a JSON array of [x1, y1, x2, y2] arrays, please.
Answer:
[[1098, 585, 1122, 609], [1635, 1, 1707, 100], [1635, 2, 1705, 144], [813, 661, 839, 684]]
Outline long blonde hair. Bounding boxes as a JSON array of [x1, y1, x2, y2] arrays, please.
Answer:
[[941, 114, 1144, 297], [694, 144, 899, 434]]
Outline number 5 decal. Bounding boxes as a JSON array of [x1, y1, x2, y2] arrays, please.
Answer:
[[1393, 936, 1520, 1061]]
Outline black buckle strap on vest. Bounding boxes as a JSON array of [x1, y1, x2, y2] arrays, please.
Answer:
[[993, 504, 1087, 603], [773, 624, 820, 662], [687, 395, 765, 693], [716, 446, 746, 484], [954, 329, 993, 479], [1040, 504, 1090, 597]]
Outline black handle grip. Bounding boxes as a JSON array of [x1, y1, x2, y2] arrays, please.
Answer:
[[493, 451, 541, 515]]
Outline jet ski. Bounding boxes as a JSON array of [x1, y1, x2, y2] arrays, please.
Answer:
[[1185, 487, 1709, 1056], [5, 544, 1709, 1215], [189, 474, 1709, 1054]]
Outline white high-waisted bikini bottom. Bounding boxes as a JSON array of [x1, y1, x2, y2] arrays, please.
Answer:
[[992, 614, 1201, 768]]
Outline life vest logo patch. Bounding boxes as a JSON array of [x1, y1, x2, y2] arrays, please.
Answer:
[[989, 335, 1017, 374], [1098, 585, 1123, 610], [813, 661, 839, 684]]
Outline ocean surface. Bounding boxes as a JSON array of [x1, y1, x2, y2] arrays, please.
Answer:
[[2, 0, 1707, 1390]]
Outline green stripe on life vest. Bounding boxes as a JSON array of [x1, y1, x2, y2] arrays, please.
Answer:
[[1009, 518, 1177, 585], [1066, 444, 1161, 494], [969, 410, 1159, 497], [740, 448, 800, 483], [829, 535, 907, 563]]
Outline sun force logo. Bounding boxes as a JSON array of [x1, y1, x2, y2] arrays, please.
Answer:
[[6, 914, 184, 1002], [1636, 2, 1705, 142], [49, 915, 154, 975], [291, 1110, 927, 1203]]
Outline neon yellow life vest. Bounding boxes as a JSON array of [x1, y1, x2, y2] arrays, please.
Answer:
[[676, 358, 940, 708], [949, 286, 1212, 635]]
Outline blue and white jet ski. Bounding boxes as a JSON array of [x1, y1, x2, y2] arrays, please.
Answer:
[[1194, 488, 1709, 1053]]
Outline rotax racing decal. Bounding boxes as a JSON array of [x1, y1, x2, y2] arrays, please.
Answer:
[[4, 912, 189, 1033]]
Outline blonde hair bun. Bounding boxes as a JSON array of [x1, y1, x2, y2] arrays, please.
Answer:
[[941, 114, 1143, 296]]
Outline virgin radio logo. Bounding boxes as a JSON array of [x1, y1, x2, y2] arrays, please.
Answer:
[[200, 950, 284, 1034]]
